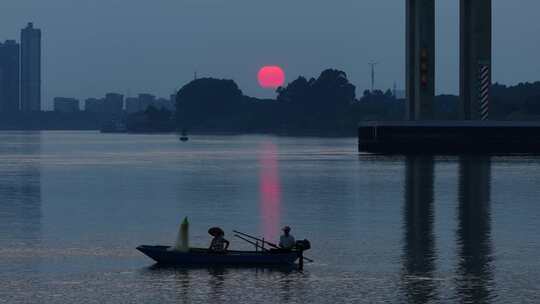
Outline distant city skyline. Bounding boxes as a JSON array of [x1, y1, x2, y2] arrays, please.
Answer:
[[52, 92, 175, 113], [1, 0, 540, 110], [0, 22, 41, 113]]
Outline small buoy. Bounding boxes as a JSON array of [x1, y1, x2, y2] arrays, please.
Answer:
[[175, 217, 189, 252]]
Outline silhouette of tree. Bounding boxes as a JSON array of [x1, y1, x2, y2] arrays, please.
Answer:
[[359, 89, 395, 103], [277, 69, 355, 108], [310, 69, 356, 109], [152, 71, 540, 135], [145, 105, 171, 122], [276, 76, 311, 104], [524, 95, 540, 115], [489, 82, 540, 119], [126, 105, 174, 132], [275, 69, 356, 130], [362, 89, 371, 98], [176, 78, 245, 130]]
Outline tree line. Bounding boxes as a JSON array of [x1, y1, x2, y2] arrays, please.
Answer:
[[169, 68, 540, 136]]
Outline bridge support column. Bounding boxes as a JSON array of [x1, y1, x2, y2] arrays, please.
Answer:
[[406, 0, 435, 120], [460, 0, 492, 120]]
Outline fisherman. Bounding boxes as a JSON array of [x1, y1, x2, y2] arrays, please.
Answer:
[[279, 226, 295, 250], [208, 227, 230, 253]]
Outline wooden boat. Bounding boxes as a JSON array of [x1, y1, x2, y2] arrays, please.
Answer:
[[137, 245, 300, 266]]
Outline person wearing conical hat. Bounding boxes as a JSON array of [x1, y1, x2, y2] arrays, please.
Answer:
[[208, 227, 229, 252]]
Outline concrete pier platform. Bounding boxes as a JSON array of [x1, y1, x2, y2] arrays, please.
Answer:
[[358, 121, 540, 154]]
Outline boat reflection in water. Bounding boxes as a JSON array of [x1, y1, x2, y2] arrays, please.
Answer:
[[144, 264, 298, 303], [400, 155, 495, 303], [401, 156, 437, 303], [259, 142, 282, 242], [456, 156, 495, 303], [208, 266, 227, 304]]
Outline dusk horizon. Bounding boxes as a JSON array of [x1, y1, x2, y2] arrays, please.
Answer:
[[2, 1, 540, 303], [2, 0, 540, 109]]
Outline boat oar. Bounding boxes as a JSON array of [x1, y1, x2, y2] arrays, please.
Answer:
[[233, 230, 314, 263], [233, 234, 269, 252], [233, 230, 279, 248]]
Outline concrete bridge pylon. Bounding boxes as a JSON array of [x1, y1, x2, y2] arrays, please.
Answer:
[[406, 0, 492, 121]]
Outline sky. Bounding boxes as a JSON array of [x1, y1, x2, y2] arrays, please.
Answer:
[[2, 0, 540, 109]]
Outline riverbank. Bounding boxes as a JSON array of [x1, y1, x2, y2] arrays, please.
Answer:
[[0, 111, 100, 130]]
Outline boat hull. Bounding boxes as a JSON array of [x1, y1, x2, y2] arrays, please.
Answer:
[[137, 245, 299, 266]]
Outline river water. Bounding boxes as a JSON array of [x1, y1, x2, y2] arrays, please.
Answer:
[[0, 131, 539, 303]]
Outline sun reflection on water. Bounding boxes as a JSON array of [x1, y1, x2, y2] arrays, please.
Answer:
[[259, 142, 281, 243]]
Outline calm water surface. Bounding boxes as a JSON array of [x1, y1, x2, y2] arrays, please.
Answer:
[[0, 131, 539, 303]]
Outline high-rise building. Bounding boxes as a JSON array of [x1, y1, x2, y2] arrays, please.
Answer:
[[0, 40, 20, 112], [21, 22, 41, 112]]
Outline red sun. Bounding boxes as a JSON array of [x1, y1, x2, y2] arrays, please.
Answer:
[[257, 66, 285, 89]]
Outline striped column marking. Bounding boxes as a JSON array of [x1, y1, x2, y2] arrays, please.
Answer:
[[478, 64, 490, 120]]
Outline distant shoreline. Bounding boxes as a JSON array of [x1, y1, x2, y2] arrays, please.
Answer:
[[0, 127, 358, 138]]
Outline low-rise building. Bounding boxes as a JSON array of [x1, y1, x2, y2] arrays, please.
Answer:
[[155, 97, 174, 111], [85, 98, 103, 113], [104, 93, 123, 115], [125, 97, 140, 114], [54, 97, 79, 112], [138, 93, 155, 112]]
